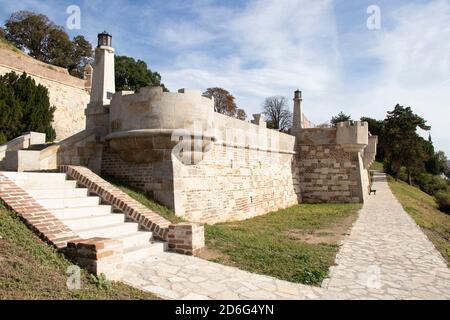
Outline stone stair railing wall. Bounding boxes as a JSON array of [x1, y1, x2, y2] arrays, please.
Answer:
[[0, 132, 46, 171], [0, 168, 205, 281]]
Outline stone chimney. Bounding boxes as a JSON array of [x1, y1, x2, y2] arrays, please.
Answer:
[[89, 31, 115, 105], [292, 89, 303, 135]]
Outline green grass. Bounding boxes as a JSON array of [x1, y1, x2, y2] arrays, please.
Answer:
[[204, 203, 361, 286], [388, 176, 450, 265], [104, 176, 183, 223], [0, 203, 159, 300], [370, 160, 384, 171]]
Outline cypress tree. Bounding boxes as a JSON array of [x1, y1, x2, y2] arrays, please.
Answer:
[[0, 71, 56, 144]]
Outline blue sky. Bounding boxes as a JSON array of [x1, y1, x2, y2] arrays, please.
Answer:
[[1, 0, 449, 155]]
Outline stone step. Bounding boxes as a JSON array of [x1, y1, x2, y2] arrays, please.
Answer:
[[2, 172, 69, 189], [2, 170, 169, 264], [74, 222, 139, 239], [62, 214, 125, 230], [116, 232, 153, 248], [27, 188, 89, 199], [50, 205, 112, 219], [26, 180, 77, 190], [123, 242, 167, 263], [35, 196, 101, 209]]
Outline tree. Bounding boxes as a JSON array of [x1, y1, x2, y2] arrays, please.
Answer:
[[262, 96, 292, 132], [426, 150, 448, 175], [0, 72, 56, 143], [382, 104, 430, 182], [44, 27, 73, 68], [3, 11, 93, 78], [236, 108, 247, 121], [331, 111, 352, 126], [115, 55, 167, 92], [203, 87, 246, 120], [4, 11, 53, 61], [0, 76, 22, 144], [69, 35, 94, 78]]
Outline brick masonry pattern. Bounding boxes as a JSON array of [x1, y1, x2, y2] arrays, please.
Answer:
[[297, 144, 363, 203], [65, 237, 124, 281]]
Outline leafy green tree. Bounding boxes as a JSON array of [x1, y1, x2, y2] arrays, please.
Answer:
[[382, 104, 430, 182], [44, 27, 73, 68], [4, 11, 53, 61], [331, 111, 352, 126], [3, 11, 92, 78], [426, 150, 448, 175], [115, 55, 167, 92], [0, 77, 22, 144], [0, 72, 56, 143], [69, 35, 94, 78]]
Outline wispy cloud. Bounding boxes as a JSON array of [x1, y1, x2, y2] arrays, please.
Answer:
[[0, 0, 449, 154]]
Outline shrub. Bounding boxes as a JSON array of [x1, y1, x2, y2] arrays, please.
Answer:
[[414, 172, 448, 196], [435, 191, 450, 214], [0, 71, 56, 142]]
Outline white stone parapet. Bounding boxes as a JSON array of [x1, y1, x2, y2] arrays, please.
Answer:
[[336, 121, 369, 153]]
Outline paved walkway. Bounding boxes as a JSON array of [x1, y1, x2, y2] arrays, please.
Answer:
[[322, 172, 450, 299], [122, 173, 450, 300]]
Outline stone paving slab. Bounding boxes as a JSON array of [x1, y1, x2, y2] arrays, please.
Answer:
[[122, 172, 450, 300], [321, 172, 450, 300], [122, 252, 326, 300]]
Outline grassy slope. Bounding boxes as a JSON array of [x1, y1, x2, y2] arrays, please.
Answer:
[[370, 160, 384, 171], [0, 204, 158, 300], [204, 204, 361, 286], [388, 176, 450, 265]]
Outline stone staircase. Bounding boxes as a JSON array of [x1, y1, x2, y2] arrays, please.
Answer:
[[2, 171, 167, 263]]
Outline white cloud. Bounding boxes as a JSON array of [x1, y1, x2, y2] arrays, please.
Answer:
[[159, 0, 339, 114], [343, 0, 450, 154]]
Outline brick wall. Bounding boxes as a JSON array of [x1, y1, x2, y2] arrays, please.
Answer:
[[172, 144, 300, 223], [101, 146, 154, 191], [101, 146, 175, 209], [296, 144, 364, 203], [167, 223, 205, 255], [100, 143, 300, 224], [65, 238, 124, 281]]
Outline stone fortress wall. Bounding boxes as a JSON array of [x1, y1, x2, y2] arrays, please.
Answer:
[[96, 84, 376, 223], [0, 47, 90, 141], [100, 87, 300, 223], [1, 33, 378, 224]]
